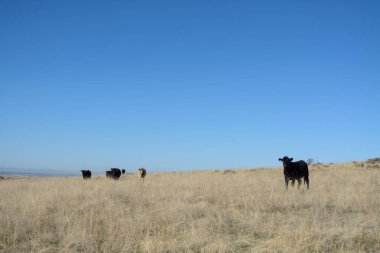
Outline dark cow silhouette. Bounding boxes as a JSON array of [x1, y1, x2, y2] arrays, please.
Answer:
[[106, 170, 113, 178], [138, 168, 146, 182], [105, 168, 125, 180], [278, 156, 309, 189], [81, 170, 92, 179]]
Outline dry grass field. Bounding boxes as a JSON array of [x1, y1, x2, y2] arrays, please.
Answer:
[[1, 161, 379, 253]]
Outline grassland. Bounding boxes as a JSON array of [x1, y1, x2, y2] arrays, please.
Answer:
[[0, 161, 379, 252]]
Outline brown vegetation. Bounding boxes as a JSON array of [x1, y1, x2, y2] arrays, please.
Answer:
[[0, 161, 379, 252]]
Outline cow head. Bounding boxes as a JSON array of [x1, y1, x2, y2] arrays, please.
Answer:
[[279, 156, 293, 167]]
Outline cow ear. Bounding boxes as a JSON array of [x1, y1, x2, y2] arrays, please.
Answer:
[[278, 158, 283, 161], [290, 158, 293, 161]]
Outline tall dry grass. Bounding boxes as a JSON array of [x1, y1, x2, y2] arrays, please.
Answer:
[[0, 163, 379, 252]]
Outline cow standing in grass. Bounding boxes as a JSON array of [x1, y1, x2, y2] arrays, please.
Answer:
[[138, 168, 146, 182], [106, 170, 113, 179], [81, 170, 92, 180], [278, 156, 309, 189], [105, 168, 125, 180]]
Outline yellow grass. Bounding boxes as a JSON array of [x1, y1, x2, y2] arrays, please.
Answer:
[[0, 163, 379, 252]]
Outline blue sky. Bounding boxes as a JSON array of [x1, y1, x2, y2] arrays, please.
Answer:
[[1, 0, 379, 173]]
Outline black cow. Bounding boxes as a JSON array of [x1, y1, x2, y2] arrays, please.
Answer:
[[278, 156, 309, 189], [81, 170, 92, 179], [105, 168, 125, 180], [106, 170, 113, 178]]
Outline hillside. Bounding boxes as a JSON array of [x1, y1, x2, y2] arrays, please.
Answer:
[[0, 160, 379, 252]]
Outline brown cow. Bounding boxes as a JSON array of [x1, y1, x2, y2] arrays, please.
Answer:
[[138, 168, 146, 182]]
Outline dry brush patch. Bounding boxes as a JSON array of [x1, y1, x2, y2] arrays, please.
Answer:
[[0, 165, 379, 253]]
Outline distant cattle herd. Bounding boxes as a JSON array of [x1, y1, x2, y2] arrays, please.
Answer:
[[80, 156, 310, 190], [81, 167, 147, 182]]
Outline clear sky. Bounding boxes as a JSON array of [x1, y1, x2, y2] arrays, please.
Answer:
[[1, 0, 379, 173]]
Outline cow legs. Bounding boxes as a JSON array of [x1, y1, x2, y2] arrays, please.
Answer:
[[291, 179, 295, 187], [297, 179, 302, 189], [304, 176, 309, 189], [285, 177, 289, 190]]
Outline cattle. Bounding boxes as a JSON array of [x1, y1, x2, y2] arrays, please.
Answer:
[[81, 170, 92, 179], [138, 168, 146, 182], [105, 168, 125, 180], [278, 156, 309, 189], [106, 170, 113, 178]]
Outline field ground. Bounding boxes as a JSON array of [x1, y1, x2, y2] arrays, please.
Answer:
[[1, 161, 380, 252]]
